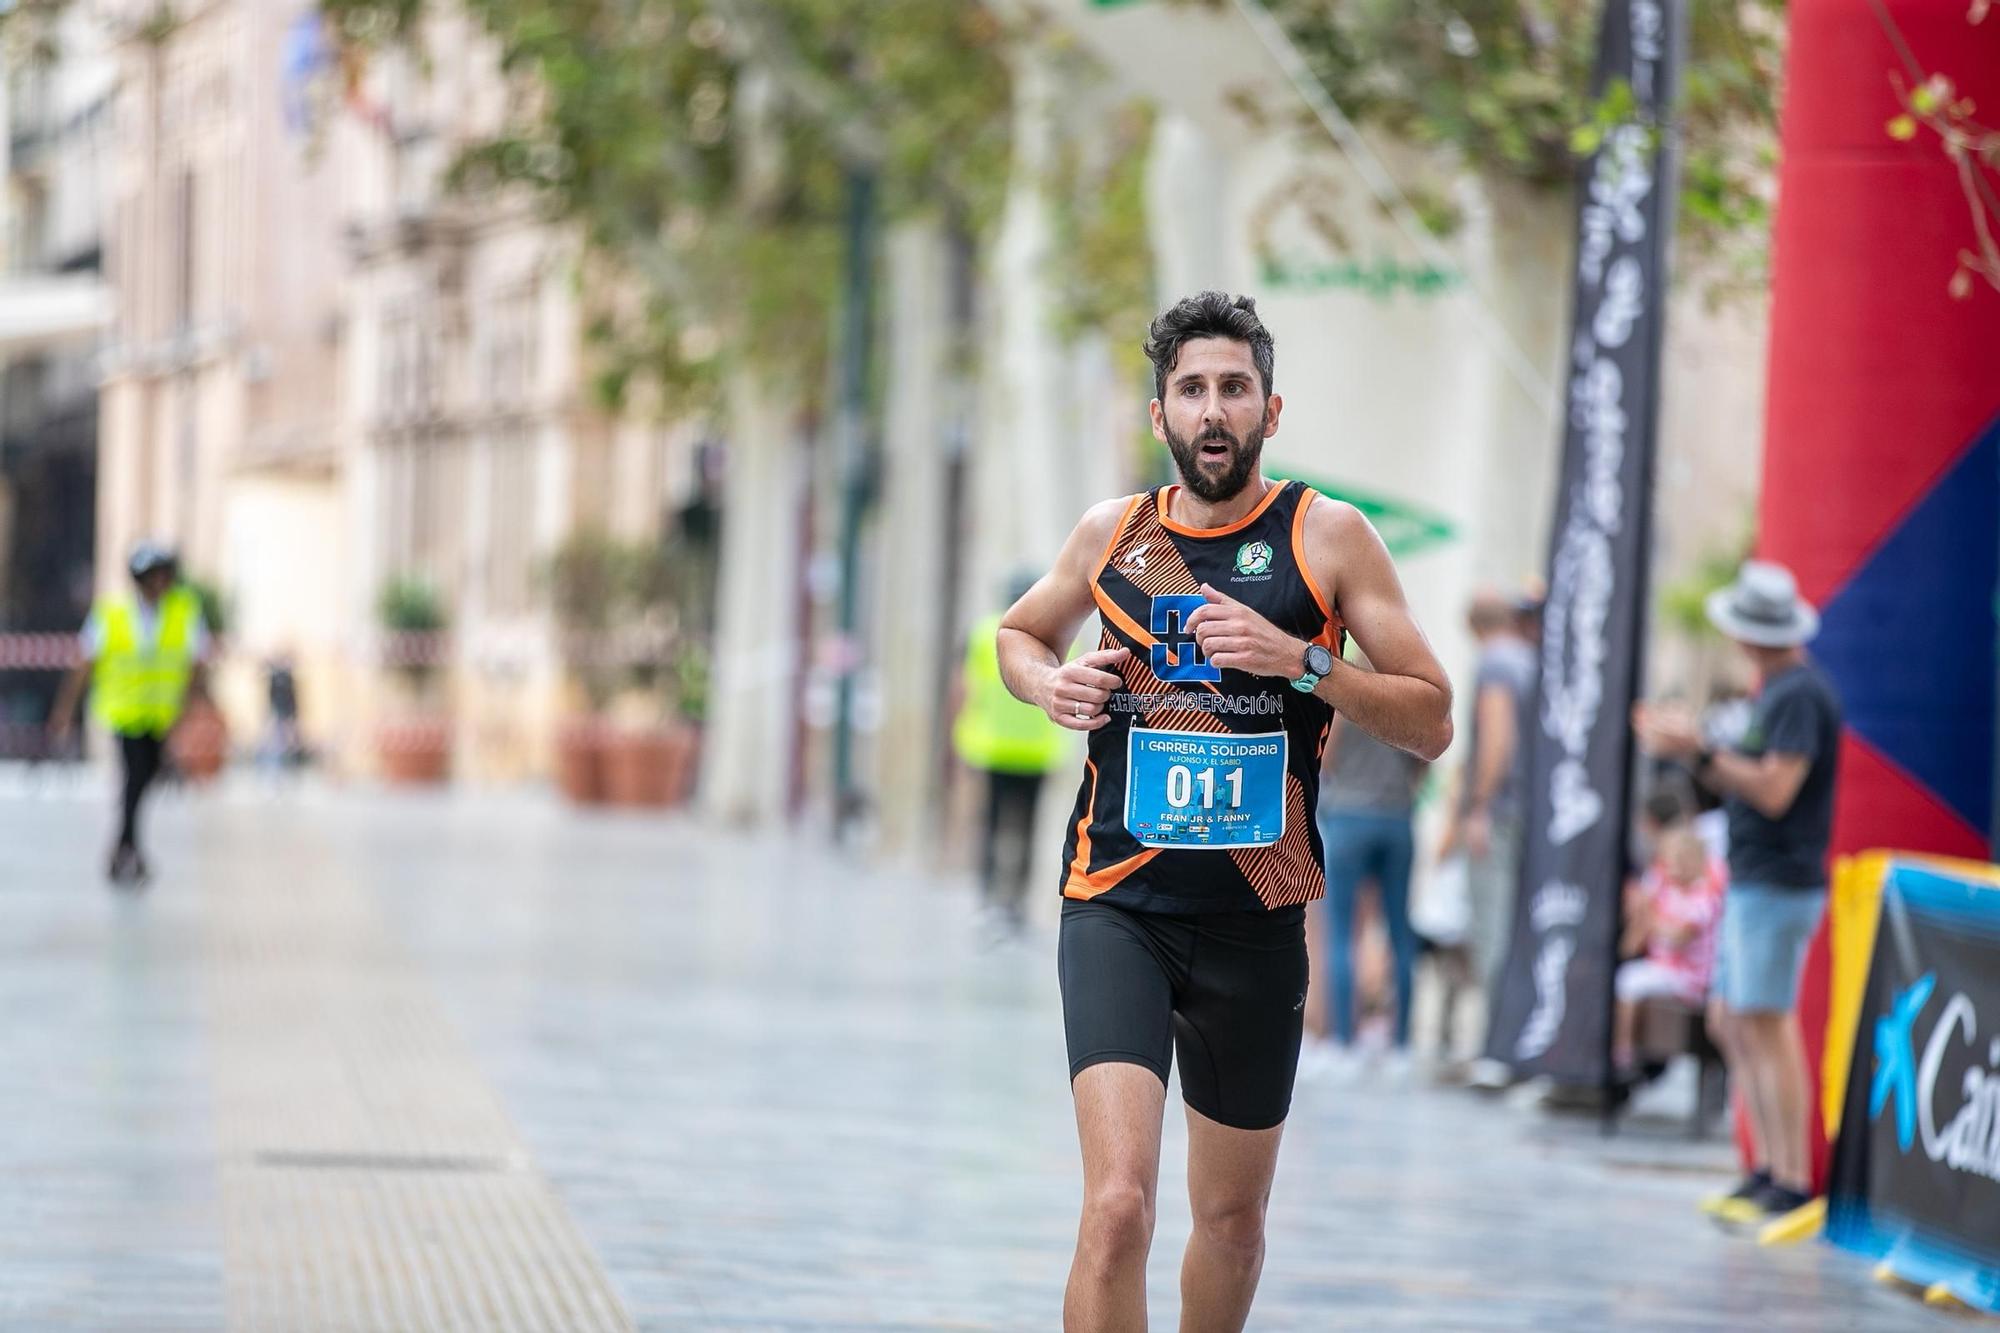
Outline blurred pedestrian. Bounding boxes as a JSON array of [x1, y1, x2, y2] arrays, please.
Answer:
[[1304, 708, 1426, 1080], [263, 650, 304, 771], [1439, 586, 1537, 1083], [1613, 782, 1725, 1077], [997, 292, 1452, 1331], [46, 542, 212, 887], [1635, 560, 1841, 1223], [952, 574, 1067, 938]]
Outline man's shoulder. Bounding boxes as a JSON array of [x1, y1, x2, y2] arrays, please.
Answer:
[[1074, 492, 1147, 546], [1771, 662, 1842, 712], [1298, 491, 1371, 543]]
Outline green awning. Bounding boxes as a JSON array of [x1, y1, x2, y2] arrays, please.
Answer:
[[1264, 464, 1458, 559]]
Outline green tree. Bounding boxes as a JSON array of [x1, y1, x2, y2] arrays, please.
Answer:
[[319, 0, 1015, 408], [1262, 0, 1787, 288]]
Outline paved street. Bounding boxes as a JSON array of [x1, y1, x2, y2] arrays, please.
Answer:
[[0, 773, 1954, 1330]]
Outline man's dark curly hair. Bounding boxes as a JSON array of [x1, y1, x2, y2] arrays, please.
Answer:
[[1142, 291, 1276, 404]]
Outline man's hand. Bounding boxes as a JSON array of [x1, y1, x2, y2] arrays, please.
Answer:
[[1038, 646, 1130, 732], [1186, 584, 1306, 680], [1632, 700, 1701, 760]]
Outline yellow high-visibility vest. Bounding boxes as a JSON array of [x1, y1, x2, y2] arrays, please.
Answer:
[[91, 586, 200, 736], [952, 614, 1066, 775]]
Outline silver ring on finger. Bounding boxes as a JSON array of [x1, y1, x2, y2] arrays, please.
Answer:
[[1075, 702, 1087, 719]]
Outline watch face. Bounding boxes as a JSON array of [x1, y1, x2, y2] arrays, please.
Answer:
[[1305, 644, 1336, 677]]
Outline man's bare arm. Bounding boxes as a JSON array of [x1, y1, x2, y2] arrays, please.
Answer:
[[1702, 750, 1810, 819], [997, 497, 1133, 732], [48, 660, 92, 745], [1467, 683, 1516, 812], [1307, 498, 1454, 761]]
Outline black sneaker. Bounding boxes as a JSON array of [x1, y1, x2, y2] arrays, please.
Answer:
[[1701, 1170, 1771, 1222], [1754, 1181, 1813, 1217]]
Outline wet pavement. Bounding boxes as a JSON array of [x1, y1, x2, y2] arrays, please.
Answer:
[[0, 772, 1952, 1330]]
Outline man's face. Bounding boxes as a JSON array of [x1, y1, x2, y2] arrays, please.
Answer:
[[1149, 337, 1281, 504], [137, 568, 173, 601]]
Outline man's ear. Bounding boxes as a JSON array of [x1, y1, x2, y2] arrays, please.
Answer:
[[1149, 399, 1168, 444], [1263, 392, 1283, 439]]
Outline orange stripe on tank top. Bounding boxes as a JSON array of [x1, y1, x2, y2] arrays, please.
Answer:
[[1063, 756, 1161, 899]]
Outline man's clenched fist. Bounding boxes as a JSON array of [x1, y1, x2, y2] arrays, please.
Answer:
[[1040, 646, 1131, 731]]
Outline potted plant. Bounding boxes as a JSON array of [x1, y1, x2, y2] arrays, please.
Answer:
[[545, 530, 627, 804], [600, 536, 683, 807], [168, 575, 232, 782], [665, 638, 708, 806], [375, 574, 452, 784]]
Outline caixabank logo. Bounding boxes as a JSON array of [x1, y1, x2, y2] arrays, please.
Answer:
[[1869, 971, 2000, 1183]]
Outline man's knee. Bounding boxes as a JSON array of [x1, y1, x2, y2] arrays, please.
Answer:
[[1079, 1181, 1155, 1266], [1192, 1196, 1268, 1267], [1731, 1009, 1792, 1050]]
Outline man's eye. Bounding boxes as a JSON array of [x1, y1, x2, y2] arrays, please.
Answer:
[[1182, 384, 1202, 396], [1224, 382, 1244, 395]]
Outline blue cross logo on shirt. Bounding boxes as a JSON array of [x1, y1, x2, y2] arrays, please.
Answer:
[[1150, 595, 1221, 682]]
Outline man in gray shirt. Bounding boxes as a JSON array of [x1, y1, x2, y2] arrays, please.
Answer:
[[1442, 589, 1538, 1019], [1313, 713, 1428, 1073]]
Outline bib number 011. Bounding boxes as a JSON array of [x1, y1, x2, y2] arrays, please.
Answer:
[[1125, 727, 1286, 849], [1164, 764, 1243, 810]]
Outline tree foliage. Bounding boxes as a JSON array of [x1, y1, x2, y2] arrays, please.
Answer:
[[1263, 0, 1787, 286], [319, 0, 1014, 408]]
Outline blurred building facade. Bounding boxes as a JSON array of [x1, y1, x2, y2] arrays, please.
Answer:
[[37, 0, 1765, 847], [83, 1, 701, 780], [334, 12, 701, 780], [93, 0, 349, 749], [0, 4, 114, 749]]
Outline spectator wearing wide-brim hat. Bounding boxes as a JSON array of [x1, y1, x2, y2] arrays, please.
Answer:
[[1634, 558, 1843, 1225]]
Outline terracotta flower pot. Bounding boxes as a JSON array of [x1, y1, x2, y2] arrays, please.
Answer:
[[169, 700, 230, 783], [554, 717, 611, 805], [603, 725, 677, 807], [377, 717, 451, 784]]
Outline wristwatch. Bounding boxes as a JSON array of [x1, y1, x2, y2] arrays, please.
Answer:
[[1291, 642, 1335, 693]]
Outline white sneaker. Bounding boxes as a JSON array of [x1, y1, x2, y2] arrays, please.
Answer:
[[1377, 1049, 1416, 1087], [1466, 1057, 1515, 1091], [1297, 1039, 1358, 1084]]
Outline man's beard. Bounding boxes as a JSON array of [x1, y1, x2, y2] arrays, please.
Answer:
[[1166, 420, 1264, 503]]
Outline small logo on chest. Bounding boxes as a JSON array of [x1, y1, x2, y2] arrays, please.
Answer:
[[1232, 540, 1274, 582]]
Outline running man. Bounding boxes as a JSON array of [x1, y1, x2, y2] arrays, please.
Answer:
[[998, 292, 1453, 1330]]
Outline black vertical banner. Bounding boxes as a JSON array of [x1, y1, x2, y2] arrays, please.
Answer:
[[1484, 0, 1682, 1082]]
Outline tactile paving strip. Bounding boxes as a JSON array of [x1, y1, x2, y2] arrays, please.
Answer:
[[204, 856, 633, 1331]]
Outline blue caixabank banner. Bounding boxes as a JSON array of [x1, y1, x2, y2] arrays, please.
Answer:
[[1826, 861, 2000, 1312]]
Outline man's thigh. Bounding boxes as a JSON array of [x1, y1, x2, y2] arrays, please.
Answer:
[[1059, 899, 1177, 1086], [1072, 1063, 1168, 1201], [1172, 908, 1307, 1132], [1184, 1102, 1284, 1223]]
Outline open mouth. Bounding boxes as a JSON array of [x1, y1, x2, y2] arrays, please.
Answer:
[[1199, 440, 1232, 460]]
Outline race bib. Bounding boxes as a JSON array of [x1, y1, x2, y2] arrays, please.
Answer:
[[1125, 728, 1287, 848]]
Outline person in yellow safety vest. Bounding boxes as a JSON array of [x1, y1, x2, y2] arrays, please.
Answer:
[[953, 575, 1068, 936], [48, 542, 212, 889]]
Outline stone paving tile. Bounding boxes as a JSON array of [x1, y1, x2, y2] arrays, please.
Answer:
[[0, 782, 1966, 1330]]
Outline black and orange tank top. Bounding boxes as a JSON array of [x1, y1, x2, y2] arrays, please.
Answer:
[[1059, 480, 1341, 913]]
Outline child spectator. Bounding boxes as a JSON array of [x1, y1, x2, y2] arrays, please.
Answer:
[[1614, 784, 1726, 1075]]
